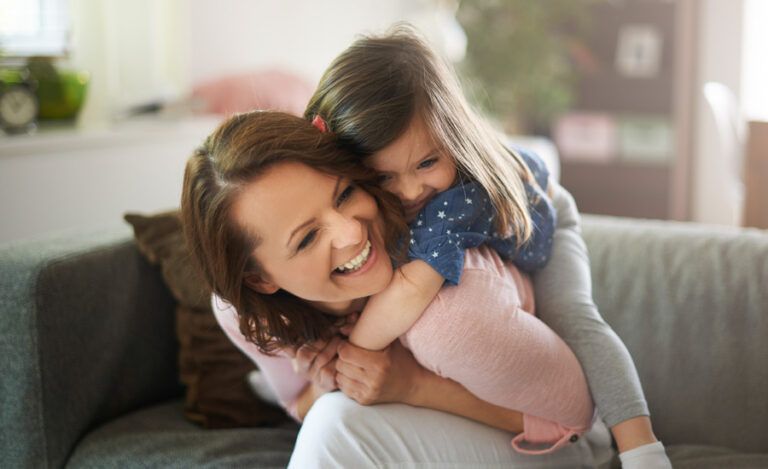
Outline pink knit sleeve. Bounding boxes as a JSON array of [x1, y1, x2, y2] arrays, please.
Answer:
[[210, 295, 308, 421], [400, 246, 594, 454]]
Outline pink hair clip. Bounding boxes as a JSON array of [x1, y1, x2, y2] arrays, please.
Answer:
[[312, 115, 329, 133]]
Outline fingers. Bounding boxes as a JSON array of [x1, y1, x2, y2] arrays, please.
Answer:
[[292, 343, 319, 376], [310, 336, 342, 379], [316, 358, 338, 391], [337, 340, 387, 368], [292, 336, 338, 377], [335, 355, 367, 382], [336, 371, 373, 405]]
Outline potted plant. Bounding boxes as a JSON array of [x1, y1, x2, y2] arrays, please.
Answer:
[[457, 0, 601, 135]]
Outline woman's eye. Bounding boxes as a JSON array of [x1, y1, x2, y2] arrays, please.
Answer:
[[336, 184, 355, 206], [418, 158, 438, 169], [297, 229, 318, 251]]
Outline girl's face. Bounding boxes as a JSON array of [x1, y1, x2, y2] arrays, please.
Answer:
[[368, 116, 458, 221], [231, 161, 393, 315]]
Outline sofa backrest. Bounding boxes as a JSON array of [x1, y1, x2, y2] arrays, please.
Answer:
[[0, 228, 182, 469], [582, 215, 768, 453]]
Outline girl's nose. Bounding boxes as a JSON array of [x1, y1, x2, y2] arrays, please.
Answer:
[[396, 175, 423, 203], [328, 211, 363, 249]]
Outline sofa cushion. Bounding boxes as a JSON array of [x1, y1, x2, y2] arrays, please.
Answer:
[[1, 228, 181, 469], [666, 444, 768, 469], [124, 211, 287, 429], [66, 400, 299, 468], [582, 215, 768, 454]]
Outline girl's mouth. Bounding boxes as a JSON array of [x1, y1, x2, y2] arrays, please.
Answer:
[[333, 240, 374, 276], [403, 200, 427, 214]]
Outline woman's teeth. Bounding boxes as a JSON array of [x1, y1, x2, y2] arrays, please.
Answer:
[[335, 241, 372, 273]]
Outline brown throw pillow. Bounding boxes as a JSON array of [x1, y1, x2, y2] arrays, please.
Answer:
[[124, 210, 287, 428]]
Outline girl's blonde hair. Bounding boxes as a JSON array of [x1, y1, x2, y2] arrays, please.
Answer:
[[305, 23, 534, 242]]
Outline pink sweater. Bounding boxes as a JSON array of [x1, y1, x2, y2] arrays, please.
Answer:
[[213, 246, 594, 454]]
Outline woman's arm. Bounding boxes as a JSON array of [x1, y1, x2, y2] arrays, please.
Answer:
[[335, 340, 524, 433], [211, 295, 340, 421], [350, 260, 444, 351]]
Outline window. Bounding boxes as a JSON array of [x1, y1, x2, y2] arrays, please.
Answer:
[[0, 0, 70, 57], [742, 0, 768, 121]]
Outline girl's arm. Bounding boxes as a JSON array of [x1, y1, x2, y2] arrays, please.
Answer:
[[336, 340, 524, 433], [533, 182, 665, 456], [349, 259, 443, 351]]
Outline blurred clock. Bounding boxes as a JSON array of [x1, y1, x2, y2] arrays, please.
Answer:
[[0, 84, 39, 134]]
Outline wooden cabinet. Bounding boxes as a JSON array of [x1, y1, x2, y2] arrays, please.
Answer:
[[557, 0, 697, 220]]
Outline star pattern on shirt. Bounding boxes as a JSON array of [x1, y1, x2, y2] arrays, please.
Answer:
[[407, 153, 554, 285]]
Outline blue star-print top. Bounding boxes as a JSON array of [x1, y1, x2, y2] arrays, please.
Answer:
[[407, 147, 556, 285]]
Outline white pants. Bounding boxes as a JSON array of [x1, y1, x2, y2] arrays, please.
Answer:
[[288, 392, 615, 469]]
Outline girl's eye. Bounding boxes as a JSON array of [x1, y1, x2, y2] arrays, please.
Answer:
[[377, 174, 392, 184], [336, 184, 355, 206], [418, 158, 438, 169], [297, 229, 318, 252]]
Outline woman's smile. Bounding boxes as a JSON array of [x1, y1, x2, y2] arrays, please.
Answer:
[[333, 240, 373, 274]]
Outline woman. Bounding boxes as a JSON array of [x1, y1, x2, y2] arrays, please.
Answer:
[[181, 110, 613, 467]]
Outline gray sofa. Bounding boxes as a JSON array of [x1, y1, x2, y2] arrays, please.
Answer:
[[2, 215, 767, 468]]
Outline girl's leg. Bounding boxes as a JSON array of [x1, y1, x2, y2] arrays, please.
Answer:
[[533, 182, 649, 427], [288, 392, 613, 469]]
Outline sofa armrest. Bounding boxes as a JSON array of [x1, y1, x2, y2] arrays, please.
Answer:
[[0, 226, 182, 469], [581, 215, 768, 453]]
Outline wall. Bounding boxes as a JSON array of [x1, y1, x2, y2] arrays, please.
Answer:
[[185, 0, 417, 86], [66, 0, 449, 123], [691, 0, 745, 225], [0, 117, 220, 244], [1, 1, 457, 243]]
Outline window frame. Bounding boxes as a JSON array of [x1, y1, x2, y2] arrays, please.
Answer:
[[0, 0, 70, 58]]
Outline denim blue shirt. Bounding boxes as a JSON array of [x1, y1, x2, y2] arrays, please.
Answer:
[[407, 147, 556, 285]]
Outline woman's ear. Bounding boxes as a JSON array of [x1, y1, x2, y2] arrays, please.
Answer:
[[245, 273, 279, 294]]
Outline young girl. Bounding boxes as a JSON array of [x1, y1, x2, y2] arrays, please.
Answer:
[[311, 111, 555, 352], [304, 25, 671, 468]]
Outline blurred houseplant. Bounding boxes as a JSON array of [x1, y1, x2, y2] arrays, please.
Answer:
[[26, 56, 89, 121], [457, 0, 600, 134]]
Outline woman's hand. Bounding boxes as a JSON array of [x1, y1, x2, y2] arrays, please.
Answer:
[[335, 340, 426, 405], [288, 335, 343, 393]]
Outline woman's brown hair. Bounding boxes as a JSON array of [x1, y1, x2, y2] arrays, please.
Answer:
[[181, 110, 408, 353], [305, 24, 535, 242]]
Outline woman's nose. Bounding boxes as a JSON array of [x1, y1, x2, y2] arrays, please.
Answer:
[[328, 211, 362, 249], [395, 175, 423, 203]]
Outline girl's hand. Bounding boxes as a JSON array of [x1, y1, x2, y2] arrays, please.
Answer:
[[335, 340, 426, 405], [288, 335, 343, 393]]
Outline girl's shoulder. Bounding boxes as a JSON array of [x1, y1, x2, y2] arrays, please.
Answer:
[[509, 146, 550, 191]]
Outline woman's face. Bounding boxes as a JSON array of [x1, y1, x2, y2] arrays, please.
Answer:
[[231, 161, 393, 315], [368, 115, 457, 221]]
